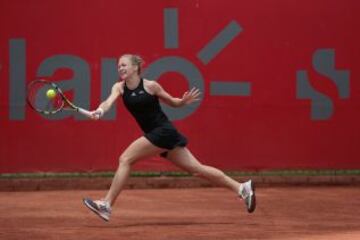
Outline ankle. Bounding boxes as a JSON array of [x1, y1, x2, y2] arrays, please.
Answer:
[[103, 200, 111, 208]]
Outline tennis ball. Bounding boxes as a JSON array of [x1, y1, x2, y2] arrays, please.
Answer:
[[46, 89, 56, 99]]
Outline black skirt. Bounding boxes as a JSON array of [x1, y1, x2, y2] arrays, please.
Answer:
[[144, 122, 188, 151]]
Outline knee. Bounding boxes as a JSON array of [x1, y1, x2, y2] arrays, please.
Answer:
[[191, 165, 206, 178], [118, 154, 135, 167]]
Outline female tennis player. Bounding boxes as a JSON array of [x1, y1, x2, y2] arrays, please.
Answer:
[[83, 54, 256, 221]]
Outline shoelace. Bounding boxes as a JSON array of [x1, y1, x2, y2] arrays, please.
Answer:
[[95, 201, 111, 212], [239, 184, 247, 199]]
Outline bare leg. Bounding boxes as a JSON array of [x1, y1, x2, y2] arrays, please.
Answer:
[[166, 147, 241, 194], [104, 137, 164, 206]]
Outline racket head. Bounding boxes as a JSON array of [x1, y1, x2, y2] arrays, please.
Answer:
[[26, 79, 65, 115]]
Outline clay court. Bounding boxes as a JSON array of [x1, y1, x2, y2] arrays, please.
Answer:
[[1, 186, 360, 240]]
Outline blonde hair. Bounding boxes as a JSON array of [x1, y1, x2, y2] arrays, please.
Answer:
[[121, 54, 144, 74]]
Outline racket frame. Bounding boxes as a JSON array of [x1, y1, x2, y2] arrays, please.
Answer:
[[27, 79, 92, 117]]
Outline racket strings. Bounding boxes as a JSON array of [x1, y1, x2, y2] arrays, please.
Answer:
[[27, 80, 64, 114]]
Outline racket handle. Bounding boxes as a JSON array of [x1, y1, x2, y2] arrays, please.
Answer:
[[77, 108, 93, 118]]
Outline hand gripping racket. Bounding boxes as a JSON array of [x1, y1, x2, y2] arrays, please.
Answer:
[[26, 79, 92, 117]]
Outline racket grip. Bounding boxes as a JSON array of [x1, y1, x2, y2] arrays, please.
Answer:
[[77, 108, 93, 118]]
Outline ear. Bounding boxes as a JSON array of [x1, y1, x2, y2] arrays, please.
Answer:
[[134, 64, 141, 74]]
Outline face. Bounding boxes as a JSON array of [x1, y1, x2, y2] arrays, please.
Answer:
[[117, 56, 138, 80]]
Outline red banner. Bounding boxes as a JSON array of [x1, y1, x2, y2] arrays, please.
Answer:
[[1, 0, 360, 173]]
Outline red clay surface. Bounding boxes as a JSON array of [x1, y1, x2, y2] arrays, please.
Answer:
[[1, 187, 360, 240]]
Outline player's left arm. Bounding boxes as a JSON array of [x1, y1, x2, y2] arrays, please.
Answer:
[[147, 80, 201, 108]]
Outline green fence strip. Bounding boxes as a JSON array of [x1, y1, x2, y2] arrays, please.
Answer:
[[1, 169, 360, 179]]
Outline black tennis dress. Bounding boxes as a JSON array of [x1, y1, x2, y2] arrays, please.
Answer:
[[122, 78, 188, 154]]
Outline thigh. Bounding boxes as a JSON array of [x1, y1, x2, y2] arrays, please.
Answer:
[[121, 136, 165, 164], [165, 147, 204, 172]]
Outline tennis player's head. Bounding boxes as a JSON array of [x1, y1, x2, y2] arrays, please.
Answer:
[[118, 54, 144, 80]]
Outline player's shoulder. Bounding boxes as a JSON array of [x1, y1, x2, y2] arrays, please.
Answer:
[[143, 79, 160, 89], [143, 79, 161, 95], [112, 81, 125, 95]]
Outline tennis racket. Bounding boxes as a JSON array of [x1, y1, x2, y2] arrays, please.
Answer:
[[27, 79, 93, 118]]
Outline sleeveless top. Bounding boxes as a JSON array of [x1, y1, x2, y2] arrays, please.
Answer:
[[122, 78, 170, 133]]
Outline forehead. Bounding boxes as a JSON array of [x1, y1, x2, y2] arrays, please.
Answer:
[[118, 56, 132, 65]]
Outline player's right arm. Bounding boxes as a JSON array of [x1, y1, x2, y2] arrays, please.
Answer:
[[91, 82, 123, 119]]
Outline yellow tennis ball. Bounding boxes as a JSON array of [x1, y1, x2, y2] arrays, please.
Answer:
[[46, 89, 56, 99]]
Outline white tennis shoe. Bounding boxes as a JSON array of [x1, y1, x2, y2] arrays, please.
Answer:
[[239, 180, 256, 213], [83, 198, 112, 221]]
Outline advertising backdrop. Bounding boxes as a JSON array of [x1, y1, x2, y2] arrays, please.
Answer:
[[1, 0, 359, 173]]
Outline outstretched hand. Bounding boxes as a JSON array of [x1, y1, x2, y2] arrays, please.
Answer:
[[89, 108, 104, 120], [181, 87, 201, 105]]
